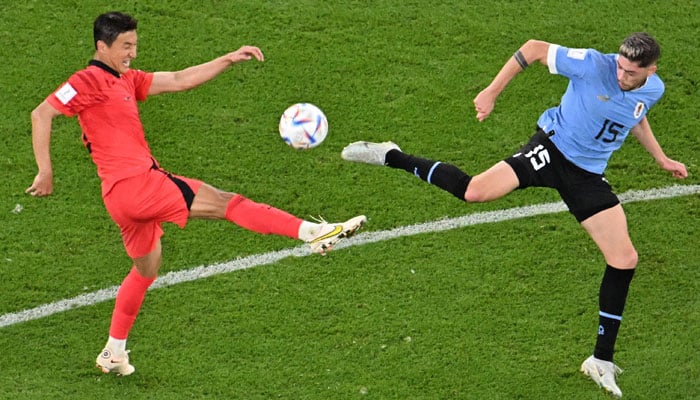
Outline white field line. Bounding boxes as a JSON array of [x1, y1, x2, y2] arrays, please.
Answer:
[[1, 184, 698, 329]]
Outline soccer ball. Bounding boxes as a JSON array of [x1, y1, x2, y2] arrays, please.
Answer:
[[279, 103, 328, 149]]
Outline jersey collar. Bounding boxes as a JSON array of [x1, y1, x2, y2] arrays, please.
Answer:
[[88, 59, 121, 78]]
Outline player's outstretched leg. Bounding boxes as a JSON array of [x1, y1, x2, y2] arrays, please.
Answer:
[[341, 141, 401, 165], [342, 141, 472, 201], [223, 193, 366, 255], [580, 355, 623, 397], [304, 215, 367, 255]]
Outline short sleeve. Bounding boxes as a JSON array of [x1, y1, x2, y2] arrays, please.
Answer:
[[45, 71, 102, 117], [547, 45, 598, 80], [129, 69, 154, 101], [46, 82, 78, 116]]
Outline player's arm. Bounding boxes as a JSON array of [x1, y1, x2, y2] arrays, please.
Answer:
[[630, 116, 688, 179], [148, 45, 264, 95], [26, 100, 62, 197], [473, 39, 551, 121]]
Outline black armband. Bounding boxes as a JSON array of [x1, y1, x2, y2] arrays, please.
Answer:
[[513, 50, 529, 70]]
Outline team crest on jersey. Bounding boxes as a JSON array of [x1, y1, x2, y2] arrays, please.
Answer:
[[634, 102, 645, 119]]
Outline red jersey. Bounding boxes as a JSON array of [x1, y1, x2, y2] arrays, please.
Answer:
[[47, 60, 155, 195]]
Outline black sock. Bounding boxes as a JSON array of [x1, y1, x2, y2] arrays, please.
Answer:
[[385, 150, 471, 201], [594, 264, 635, 362]]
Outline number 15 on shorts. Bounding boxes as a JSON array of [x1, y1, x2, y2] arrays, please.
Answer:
[[524, 144, 551, 171]]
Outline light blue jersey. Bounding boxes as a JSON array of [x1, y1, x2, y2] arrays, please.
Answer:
[[536, 45, 664, 174]]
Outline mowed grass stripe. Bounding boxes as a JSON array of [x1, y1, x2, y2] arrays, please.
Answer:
[[1, 184, 697, 329]]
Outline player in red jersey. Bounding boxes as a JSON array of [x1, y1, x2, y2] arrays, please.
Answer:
[[26, 11, 366, 376]]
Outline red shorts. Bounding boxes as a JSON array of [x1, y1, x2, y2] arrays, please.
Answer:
[[103, 168, 203, 259]]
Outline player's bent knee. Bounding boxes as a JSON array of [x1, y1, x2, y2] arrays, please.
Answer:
[[463, 169, 517, 203], [463, 180, 490, 202], [625, 249, 639, 269], [190, 185, 236, 218], [608, 248, 638, 270], [464, 186, 502, 203], [464, 189, 486, 203]]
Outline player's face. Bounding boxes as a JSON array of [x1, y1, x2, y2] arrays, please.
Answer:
[[97, 30, 138, 76], [616, 55, 656, 91]]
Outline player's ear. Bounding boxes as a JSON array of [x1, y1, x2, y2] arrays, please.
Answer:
[[647, 64, 657, 76], [96, 40, 108, 53]]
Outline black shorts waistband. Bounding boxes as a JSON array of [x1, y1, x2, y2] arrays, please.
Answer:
[[536, 126, 555, 137]]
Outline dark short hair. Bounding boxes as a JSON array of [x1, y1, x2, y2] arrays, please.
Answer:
[[93, 12, 138, 49], [618, 32, 660, 67]]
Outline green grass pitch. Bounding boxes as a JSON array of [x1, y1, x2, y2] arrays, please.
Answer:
[[1, 1, 698, 399]]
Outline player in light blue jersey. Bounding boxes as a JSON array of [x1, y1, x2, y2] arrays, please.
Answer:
[[341, 32, 687, 397], [540, 43, 665, 174]]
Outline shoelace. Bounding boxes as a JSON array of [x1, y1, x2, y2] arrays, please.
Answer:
[[596, 360, 623, 377], [309, 215, 329, 225], [611, 364, 623, 376]]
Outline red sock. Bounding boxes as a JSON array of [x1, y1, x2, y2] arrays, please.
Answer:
[[108, 267, 156, 340], [225, 194, 302, 239]]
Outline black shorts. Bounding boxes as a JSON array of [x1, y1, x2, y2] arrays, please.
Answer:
[[504, 128, 620, 222]]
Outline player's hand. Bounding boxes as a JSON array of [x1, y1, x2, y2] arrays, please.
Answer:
[[660, 158, 688, 179], [473, 88, 497, 122], [25, 172, 53, 197], [227, 46, 264, 64]]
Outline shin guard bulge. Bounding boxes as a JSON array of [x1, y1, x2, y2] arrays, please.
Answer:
[[225, 194, 302, 239], [109, 267, 156, 339]]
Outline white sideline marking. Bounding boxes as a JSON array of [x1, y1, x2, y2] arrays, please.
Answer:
[[1, 184, 698, 329]]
